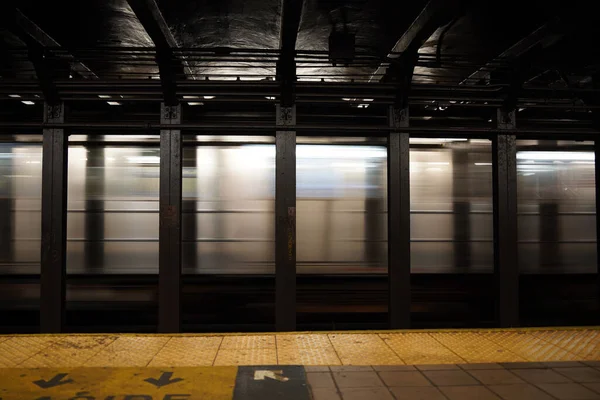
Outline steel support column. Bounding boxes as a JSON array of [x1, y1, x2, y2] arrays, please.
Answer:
[[159, 103, 182, 333], [275, 104, 296, 332], [493, 108, 519, 327], [40, 102, 67, 333], [595, 140, 600, 322], [388, 105, 411, 329]]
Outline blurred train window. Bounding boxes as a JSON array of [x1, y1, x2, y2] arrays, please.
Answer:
[[67, 143, 160, 273], [410, 138, 494, 273], [517, 141, 597, 274], [182, 140, 276, 331], [296, 143, 388, 274], [182, 144, 275, 274], [0, 136, 43, 332]]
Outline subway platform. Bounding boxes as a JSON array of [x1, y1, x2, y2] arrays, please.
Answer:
[[0, 328, 600, 399]]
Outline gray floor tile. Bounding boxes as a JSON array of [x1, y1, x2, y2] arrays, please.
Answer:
[[333, 371, 384, 388], [500, 362, 547, 369], [488, 384, 555, 400], [514, 368, 573, 384], [311, 387, 341, 400], [373, 365, 417, 372], [584, 383, 600, 394], [308, 372, 336, 389], [536, 383, 600, 400], [339, 387, 394, 400], [439, 385, 502, 400], [459, 363, 504, 370], [378, 371, 432, 387], [468, 369, 526, 385], [389, 386, 447, 400], [306, 366, 331, 372], [423, 370, 480, 386], [416, 364, 460, 371], [330, 366, 374, 372], [555, 368, 600, 383]]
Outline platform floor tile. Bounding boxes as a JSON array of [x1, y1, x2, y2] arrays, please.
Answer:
[[20, 336, 115, 367], [534, 330, 600, 360], [220, 335, 275, 350], [482, 331, 578, 362], [148, 336, 223, 367], [84, 336, 170, 367], [379, 333, 465, 365], [328, 334, 404, 365], [0, 336, 58, 367], [277, 334, 342, 365], [430, 332, 526, 363]]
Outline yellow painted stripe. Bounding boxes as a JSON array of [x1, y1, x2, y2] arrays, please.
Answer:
[[0, 367, 237, 400]]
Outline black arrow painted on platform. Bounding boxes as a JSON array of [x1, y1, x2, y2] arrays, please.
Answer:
[[144, 372, 183, 388], [33, 373, 73, 389]]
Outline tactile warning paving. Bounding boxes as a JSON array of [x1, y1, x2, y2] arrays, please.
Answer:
[[20, 336, 115, 367], [0, 329, 598, 368], [379, 333, 465, 365], [430, 332, 526, 363], [533, 330, 600, 360], [213, 348, 278, 365], [84, 336, 169, 367], [148, 336, 223, 367], [328, 334, 404, 365], [482, 332, 578, 362], [0, 336, 57, 367], [220, 335, 275, 350], [277, 335, 341, 365]]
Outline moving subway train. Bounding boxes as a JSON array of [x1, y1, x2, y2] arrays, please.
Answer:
[[0, 135, 596, 331]]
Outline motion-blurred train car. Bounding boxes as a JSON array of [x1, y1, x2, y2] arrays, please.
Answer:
[[0, 135, 596, 332]]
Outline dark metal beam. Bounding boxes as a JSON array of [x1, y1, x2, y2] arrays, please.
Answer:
[[371, 0, 464, 82], [277, 0, 304, 107], [596, 140, 600, 323], [493, 108, 519, 327], [11, 8, 97, 79], [387, 106, 411, 329], [462, 20, 564, 85], [126, 0, 194, 105], [275, 104, 296, 332], [40, 102, 67, 333], [158, 103, 182, 333]]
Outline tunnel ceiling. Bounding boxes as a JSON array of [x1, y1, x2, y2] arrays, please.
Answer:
[[1, 0, 599, 87]]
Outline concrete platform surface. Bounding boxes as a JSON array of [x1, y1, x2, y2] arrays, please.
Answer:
[[0, 328, 599, 399]]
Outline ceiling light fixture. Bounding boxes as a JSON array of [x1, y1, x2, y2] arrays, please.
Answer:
[[106, 101, 121, 106], [21, 100, 35, 105], [187, 102, 204, 106], [203, 96, 215, 99], [9, 94, 21, 98]]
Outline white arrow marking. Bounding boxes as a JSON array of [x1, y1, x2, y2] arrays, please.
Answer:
[[253, 370, 289, 382]]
